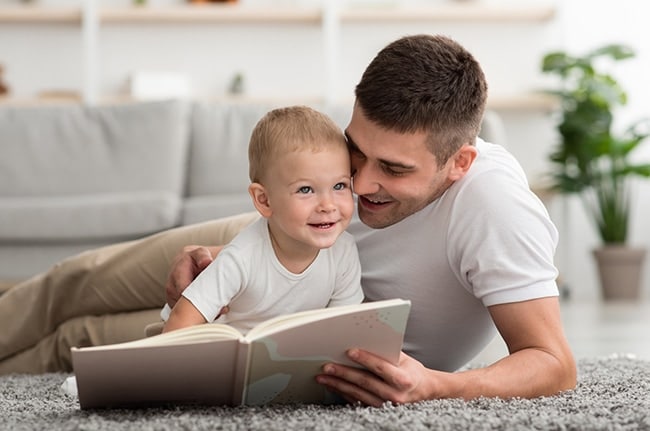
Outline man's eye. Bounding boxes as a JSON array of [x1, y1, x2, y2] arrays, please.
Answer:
[[333, 182, 348, 191], [298, 186, 313, 194], [382, 165, 405, 176]]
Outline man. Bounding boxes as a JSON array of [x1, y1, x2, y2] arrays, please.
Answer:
[[0, 35, 576, 404], [165, 35, 575, 405]]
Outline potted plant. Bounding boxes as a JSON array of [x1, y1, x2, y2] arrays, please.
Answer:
[[541, 43, 650, 300]]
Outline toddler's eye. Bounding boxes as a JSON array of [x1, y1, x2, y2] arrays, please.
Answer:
[[298, 186, 313, 194], [333, 182, 347, 191]]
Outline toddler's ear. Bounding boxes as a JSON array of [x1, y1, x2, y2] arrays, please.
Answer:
[[248, 183, 272, 218]]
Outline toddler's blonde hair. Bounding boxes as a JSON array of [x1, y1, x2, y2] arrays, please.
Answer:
[[248, 106, 347, 183]]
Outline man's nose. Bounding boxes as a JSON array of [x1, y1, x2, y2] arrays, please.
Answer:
[[351, 163, 380, 195]]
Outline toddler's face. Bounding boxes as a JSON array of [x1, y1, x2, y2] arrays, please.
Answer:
[[263, 144, 354, 251]]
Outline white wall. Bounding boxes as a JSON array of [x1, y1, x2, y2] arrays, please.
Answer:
[[1, 0, 649, 300]]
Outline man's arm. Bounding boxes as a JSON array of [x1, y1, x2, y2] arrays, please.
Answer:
[[165, 245, 223, 308], [316, 296, 576, 405]]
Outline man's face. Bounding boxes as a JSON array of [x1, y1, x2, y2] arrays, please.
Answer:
[[345, 105, 455, 229]]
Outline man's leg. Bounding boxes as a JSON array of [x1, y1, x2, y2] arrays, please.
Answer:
[[0, 212, 260, 365], [0, 309, 161, 374]]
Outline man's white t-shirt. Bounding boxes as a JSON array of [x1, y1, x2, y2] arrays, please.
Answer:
[[169, 217, 364, 334], [347, 138, 559, 371]]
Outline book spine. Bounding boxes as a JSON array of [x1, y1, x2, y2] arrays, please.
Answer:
[[232, 339, 252, 406]]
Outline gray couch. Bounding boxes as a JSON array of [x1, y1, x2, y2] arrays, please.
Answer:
[[0, 100, 506, 283]]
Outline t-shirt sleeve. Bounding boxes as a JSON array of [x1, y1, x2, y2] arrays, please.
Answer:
[[181, 246, 246, 322], [448, 169, 560, 307], [160, 303, 172, 321], [328, 232, 365, 307]]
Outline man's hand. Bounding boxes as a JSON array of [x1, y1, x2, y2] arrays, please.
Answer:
[[316, 297, 576, 405], [316, 350, 436, 406], [164, 245, 220, 308]]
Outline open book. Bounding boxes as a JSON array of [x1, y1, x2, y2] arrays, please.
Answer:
[[71, 298, 411, 409]]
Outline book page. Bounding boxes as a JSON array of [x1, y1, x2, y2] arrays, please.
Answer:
[[75, 323, 243, 351], [242, 299, 410, 405], [245, 298, 408, 340]]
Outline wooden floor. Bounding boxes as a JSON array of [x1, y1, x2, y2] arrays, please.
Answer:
[[474, 299, 650, 364]]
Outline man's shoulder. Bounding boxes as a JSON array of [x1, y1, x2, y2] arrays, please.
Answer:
[[455, 140, 530, 198], [471, 139, 526, 178]]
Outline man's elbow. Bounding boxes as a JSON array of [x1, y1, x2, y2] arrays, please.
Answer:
[[553, 349, 577, 394]]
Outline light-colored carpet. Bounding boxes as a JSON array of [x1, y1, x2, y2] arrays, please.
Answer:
[[1, 355, 648, 430]]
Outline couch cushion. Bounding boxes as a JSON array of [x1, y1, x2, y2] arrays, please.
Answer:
[[0, 100, 190, 197], [0, 191, 181, 242], [188, 102, 270, 197], [187, 101, 353, 198]]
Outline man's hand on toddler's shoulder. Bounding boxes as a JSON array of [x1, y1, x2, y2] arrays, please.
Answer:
[[165, 245, 217, 308]]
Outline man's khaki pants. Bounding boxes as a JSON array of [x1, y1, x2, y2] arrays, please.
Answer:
[[0, 212, 259, 374]]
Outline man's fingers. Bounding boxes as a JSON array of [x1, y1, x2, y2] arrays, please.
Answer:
[[317, 350, 420, 406], [190, 247, 214, 271], [216, 306, 230, 318], [165, 245, 214, 308], [346, 348, 402, 386], [318, 359, 395, 407], [317, 368, 386, 407]]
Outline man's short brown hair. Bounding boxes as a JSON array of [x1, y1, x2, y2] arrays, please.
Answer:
[[355, 34, 488, 166]]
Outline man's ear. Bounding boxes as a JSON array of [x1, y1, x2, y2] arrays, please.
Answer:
[[248, 183, 272, 218], [448, 145, 478, 181]]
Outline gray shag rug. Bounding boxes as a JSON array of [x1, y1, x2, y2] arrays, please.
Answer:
[[1, 355, 649, 430]]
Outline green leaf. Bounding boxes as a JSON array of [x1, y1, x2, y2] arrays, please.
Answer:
[[587, 44, 635, 61], [541, 43, 648, 244]]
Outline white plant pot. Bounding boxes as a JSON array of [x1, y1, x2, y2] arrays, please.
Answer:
[[592, 246, 647, 301]]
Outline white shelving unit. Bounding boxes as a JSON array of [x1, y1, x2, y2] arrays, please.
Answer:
[[0, 2, 557, 108], [0, 6, 81, 23], [0, 3, 555, 23]]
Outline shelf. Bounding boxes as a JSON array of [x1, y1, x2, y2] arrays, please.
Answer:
[[0, 97, 81, 107], [100, 5, 322, 24], [341, 4, 556, 23], [486, 93, 558, 112], [0, 3, 558, 106], [0, 3, 555, 24], [0, 6, 81, 24], [0, 5, 323, 25]]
